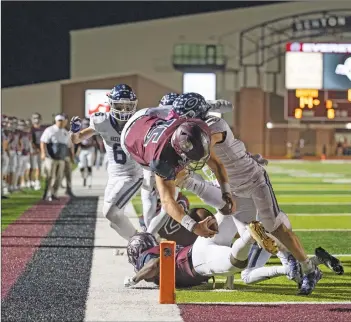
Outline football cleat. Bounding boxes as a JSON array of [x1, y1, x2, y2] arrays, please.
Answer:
[[315, 247, 344, 275], [298, 267, 322, 296], [287, 255, 303, 287], [247, 221, 279, 255]]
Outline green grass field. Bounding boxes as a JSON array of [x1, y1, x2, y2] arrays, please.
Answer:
[[133, 160, 351, 303], [1, 188, 43, 231]]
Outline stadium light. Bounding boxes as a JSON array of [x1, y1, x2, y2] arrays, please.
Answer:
[[266, 122, 273, 129], [346, 123, 351, 129]]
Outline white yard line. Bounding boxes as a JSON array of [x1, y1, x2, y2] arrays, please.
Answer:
[[294, 229, 351, 232], [288, 213, 351, 216], [279, 202, 351, 205], [186, 301, 351, 305], [82, 169, 182, 322]]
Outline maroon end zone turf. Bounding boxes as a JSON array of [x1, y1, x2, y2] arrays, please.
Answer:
[[1, 197, 69, 299], [179, 304, 351, 322]]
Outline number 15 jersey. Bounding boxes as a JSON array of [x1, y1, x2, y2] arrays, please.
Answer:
[[89, 112, 141, 176]]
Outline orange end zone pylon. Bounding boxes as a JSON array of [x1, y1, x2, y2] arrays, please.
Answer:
[[159, 240, 176, 304]]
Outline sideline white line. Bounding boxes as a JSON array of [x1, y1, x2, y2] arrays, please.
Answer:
[[184, 301, 351, 305], [84, 170, 182, 322]]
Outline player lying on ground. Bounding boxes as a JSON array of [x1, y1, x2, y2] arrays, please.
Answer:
[[124, 208, 251, 288], [163, 92, 322, 295], [70, 84, 143, 241], [140, 187, 344, 290], [120, 106, 234, 238]]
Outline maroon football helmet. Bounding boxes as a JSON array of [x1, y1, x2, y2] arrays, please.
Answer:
[[171, 120, 211, 171]]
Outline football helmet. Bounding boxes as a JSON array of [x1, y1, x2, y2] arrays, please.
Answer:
[[172, 92, 211, 120], [171, 120, 211, 171], [107, 84, 138, 122], [127, 232, 158, 270], [159, 92, 179, 107]]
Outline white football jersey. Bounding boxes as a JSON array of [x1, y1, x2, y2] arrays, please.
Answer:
[[205, 116, 263, 191], [89, 112, 141, 176]]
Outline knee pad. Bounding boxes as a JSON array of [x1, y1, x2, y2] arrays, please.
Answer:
[[80, 168, 85, 173], [87, 167, 92, 174]]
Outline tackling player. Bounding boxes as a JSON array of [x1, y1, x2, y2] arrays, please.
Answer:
[[168, 92, 322, 295], [69, 84, 143, 241], [120, 106, 231, 238]]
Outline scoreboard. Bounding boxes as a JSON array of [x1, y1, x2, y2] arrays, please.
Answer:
[[285, 42, 351, 121], [285, 89, 351, 120]]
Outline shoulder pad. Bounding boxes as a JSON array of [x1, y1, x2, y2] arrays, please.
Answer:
[[90, 112, 108, 125]]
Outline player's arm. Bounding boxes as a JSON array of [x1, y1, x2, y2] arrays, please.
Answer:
[[69, 116, 97, 144], [155, 175, 217, 237], [206, 132, 235, 212], [70, 127, 96, 144], [124, 258, 160, 287]]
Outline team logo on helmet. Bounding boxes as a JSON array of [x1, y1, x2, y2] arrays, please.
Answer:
[[172, 92, 210, 119]]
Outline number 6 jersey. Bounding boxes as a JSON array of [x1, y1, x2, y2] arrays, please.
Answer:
[[89, 112, 141, 176]]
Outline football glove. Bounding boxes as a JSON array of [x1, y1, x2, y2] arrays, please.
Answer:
[[70, 116, 82, 133]]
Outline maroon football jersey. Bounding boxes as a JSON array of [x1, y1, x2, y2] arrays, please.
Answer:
[[136, 245, 209, 287], [125, 115, 207, 180]]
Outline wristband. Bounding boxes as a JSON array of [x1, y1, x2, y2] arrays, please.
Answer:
[[220, 182, 231, 195], [181, 215, 197, 232]]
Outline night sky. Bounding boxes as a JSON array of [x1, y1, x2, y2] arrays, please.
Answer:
[[2, 1, 279, 88]]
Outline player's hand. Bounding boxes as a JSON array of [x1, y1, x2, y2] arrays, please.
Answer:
[[193, 216, 218, 238], [124, 276, 137, 288], [70, 116, 82, 133], [222, 192, 235, 213]]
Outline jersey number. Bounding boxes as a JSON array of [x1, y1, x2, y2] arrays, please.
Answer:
[[144, 119, 176, 146], [113, 143, 127, 164], [163, 216, 181, 235]]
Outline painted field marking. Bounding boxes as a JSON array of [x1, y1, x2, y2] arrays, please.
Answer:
[[185, 301, 351, 305], [279, 202, 351, 205], [293, 229, 351, 232], [288, 213, 351, 217]]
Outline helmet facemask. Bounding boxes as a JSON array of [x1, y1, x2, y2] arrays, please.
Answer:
[[171, 125, 211, 172], [109, 98, 138, 123]]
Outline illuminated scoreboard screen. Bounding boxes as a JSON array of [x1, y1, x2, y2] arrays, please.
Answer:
[[285, 42, 351, 121]]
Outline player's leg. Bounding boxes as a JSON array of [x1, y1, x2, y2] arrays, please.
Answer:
[[103, 174, 143, 240], [78, 150, 88, 186], [250, 171, 321, 295], [30, 154, 41, 190], [241, 243, 288, 284], [24, 156, 31, 188], [86, 147, 94, 188], [1, 152, 10, 196], [18, 155, 26, 189], [192, 237, 249, 277]]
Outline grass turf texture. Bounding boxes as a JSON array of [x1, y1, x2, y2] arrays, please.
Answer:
[[131, 160, 351, 303], [1, 188, 43, 231]]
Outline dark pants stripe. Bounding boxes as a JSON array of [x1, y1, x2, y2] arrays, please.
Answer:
[[264, 172, 280, 217], [248, 243, 263, 268], [116, 177, 143, 209]]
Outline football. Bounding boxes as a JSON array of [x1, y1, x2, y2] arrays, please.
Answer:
[[189, 208, 218, 232]]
